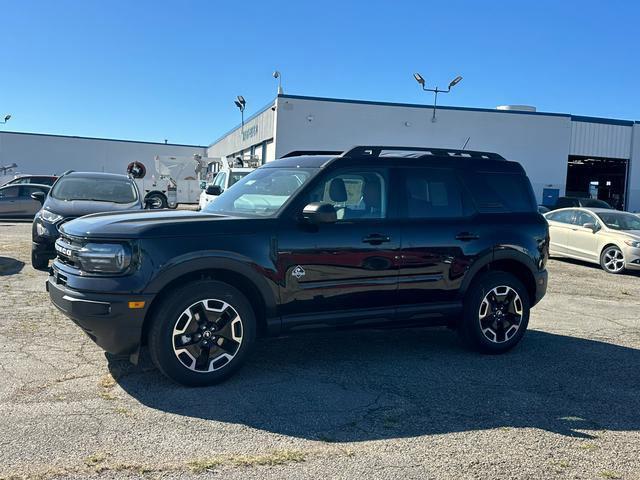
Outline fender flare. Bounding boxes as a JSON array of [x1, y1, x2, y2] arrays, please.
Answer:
[[145, 251, 278, 318], [460, 247, 537, 296]]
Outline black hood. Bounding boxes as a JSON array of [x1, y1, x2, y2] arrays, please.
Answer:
[[43, 196, 142, 219], [59, 209, 270, 239]]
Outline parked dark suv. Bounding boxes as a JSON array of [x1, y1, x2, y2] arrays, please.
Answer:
[[47, 146, 549, 386]]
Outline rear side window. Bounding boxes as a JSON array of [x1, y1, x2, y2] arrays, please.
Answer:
[[463, 171, 536, 213], [546, 210, 575, 224], [400, 168, 465, 218]]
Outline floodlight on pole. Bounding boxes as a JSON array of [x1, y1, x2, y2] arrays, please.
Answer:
[[413, 72, 463, 122], [235, 96, 246, 132]]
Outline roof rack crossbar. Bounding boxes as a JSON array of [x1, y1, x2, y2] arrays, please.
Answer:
[[341, 145, 505, 161]]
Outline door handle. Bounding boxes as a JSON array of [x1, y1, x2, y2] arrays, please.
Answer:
[[362, 234, 391, 245], [455, 232, 479, 241]]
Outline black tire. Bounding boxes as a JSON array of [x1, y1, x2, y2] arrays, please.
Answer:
[[599, 245, 625, 274], [31, 250, 49, 271], [145, 192, 167, 209], [459, 271, 530, 354], [148, 280, 256, 387]]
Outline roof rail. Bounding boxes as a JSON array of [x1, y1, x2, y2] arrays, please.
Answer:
[[281, 150, 345, 158], [341, 146, 505, 161]]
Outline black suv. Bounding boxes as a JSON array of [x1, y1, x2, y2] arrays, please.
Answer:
[[47, 146, 549, 386]]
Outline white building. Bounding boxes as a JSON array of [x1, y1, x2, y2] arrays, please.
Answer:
[[0, 131, 206, 183], [2, 94, 639, 210], [208, 94, 640, 211]]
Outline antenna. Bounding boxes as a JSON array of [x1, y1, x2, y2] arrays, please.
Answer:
[[461, 137, 470, 150]]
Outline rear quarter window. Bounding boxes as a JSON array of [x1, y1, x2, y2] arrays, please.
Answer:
[[463, 171, 536, 213]]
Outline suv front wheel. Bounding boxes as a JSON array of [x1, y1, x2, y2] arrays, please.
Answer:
[[459, 271, 530, 354], [148, 280, 256, 386]]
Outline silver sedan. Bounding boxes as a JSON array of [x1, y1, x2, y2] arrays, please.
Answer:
[[544, 207, 640, 274], [0, 184, 50, 218]]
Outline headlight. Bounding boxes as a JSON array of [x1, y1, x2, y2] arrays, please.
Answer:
[[41, 209, 63, 223], [76, 243, 132, 273], [35, 221, 48, 236], [624, 240, 640, 248]]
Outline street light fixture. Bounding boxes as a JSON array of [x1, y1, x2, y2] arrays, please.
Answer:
[[234, 96, 246, 132], [1, 114, 11, 124], [413, 72, 463, 122], [273, 70, 283, 94]]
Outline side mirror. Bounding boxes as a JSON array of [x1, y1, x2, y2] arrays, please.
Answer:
[[31, 191, 46, 204], [583, 222, 599, 232], [206, 185, 223, 196], [302, 202, 337, 224]]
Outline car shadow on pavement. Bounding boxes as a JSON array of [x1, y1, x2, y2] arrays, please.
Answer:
[[111, 328, 640, 442], [0, 256, 25, 276]]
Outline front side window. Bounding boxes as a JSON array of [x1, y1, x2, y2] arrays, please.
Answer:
[[51, 177, 138, 203], [306, 168, 387, 220], [401, 168, 464, 218], [229, 171, 249, 187], [573, 211, 597, 227], [204, 167, 314, 217], [214, 172, 227, 188]]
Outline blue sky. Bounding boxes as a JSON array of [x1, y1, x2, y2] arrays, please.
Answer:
[[1, 0, 638, 145]]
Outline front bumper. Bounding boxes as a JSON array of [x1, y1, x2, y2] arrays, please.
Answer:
[[47, 273, 154, 355], [623, 247, 640, 270], [532, 269, 548, 306]]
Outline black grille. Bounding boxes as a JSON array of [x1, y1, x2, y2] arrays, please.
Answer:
[[55, 235, 83, 268]]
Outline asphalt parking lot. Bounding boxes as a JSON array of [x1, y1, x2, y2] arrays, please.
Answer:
[[0, 221, 639, 480]]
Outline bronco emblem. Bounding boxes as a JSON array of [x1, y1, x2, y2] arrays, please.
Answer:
[[292, 265, 306, 279]]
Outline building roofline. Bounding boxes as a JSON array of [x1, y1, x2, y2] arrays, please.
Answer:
[[0, 130, 207, 148], [276, 93, 638, 127], [208, 100, 276, 148]]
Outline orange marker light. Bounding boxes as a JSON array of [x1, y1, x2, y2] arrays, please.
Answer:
[[128, 301, 145, 309]]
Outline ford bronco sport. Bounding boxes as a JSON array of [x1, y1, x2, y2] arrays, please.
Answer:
[[47, 146, 549, 386]]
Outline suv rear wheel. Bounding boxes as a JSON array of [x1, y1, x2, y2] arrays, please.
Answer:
[[148, 280, 256, 386], [460, 271, 530, 353]]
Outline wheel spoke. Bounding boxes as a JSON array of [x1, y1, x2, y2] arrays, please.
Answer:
[[194, 346, 211, 371]]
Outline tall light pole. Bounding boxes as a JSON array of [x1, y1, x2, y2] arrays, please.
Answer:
[[273, 70, 283, 94], [0, 115, 12, 175], [234, 96, 246, 133], [413, 73, 462, 122]]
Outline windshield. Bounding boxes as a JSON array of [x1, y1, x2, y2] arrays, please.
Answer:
[[51, 177, 138, 203], [596, 212, 640, 231], [203, 167, 316, 217], [229, 171, 250, 187]]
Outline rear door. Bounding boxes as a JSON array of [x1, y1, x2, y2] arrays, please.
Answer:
[[545, 210, 576, 255], [395, 167, 491, 315], [565, 210, 600, 261]]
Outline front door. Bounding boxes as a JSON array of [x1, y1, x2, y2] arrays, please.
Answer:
[[277, 166, 401, 328]]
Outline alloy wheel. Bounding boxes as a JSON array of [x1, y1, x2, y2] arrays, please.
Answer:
[[172, 299, 243, 373], [602, 247, 624, 273], [478, 285, 523, 344]]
